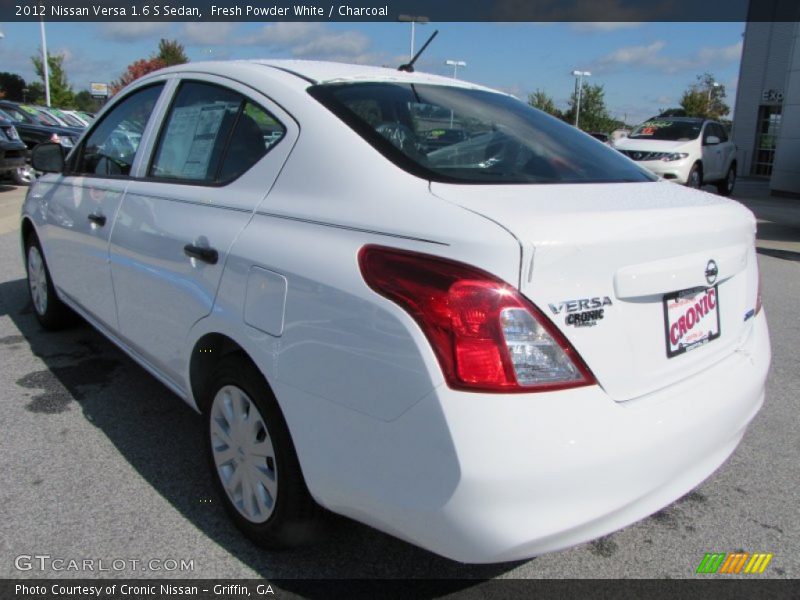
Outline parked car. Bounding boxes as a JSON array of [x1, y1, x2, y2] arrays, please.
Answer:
[[22, 60, 769, 563], [613, 117, 737, 195], [589, 131, 611, 144], [0, 102, 81, 185], [0, 112, 28, 184]]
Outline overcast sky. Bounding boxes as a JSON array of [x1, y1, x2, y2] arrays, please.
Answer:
[[0, 21, 745, 123]]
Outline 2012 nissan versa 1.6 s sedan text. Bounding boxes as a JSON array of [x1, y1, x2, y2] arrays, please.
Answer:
[[21, 60, 770, 563]]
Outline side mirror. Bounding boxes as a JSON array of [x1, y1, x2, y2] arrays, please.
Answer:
[[31, 142, 65, 173], [705, 135, 720, 146]]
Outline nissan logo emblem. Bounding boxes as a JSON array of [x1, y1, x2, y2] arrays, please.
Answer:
[[705, 260, 718, 285]]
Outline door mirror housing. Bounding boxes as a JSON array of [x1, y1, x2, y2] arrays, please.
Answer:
[[31, 142, 65, 173], [705, 135, 720, 146]]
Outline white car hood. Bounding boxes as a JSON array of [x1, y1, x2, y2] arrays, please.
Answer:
[[614, 138, 695, 153]]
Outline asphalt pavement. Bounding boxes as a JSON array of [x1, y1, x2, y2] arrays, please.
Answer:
[[0, 181, 797, 582]]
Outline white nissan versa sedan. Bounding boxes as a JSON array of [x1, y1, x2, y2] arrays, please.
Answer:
[[21, 61, 769, 563]]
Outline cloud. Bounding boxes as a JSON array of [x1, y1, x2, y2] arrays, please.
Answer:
[[98, 22, 170, 42], [570, 22, 644, 32], [591, 40, 743, 74], [181, 22, 237, 46], [180, 22, 379, 64]]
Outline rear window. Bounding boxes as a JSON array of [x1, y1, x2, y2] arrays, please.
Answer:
[[309, 82, 655, 185]]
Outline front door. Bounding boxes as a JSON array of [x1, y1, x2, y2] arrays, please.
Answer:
[[41, 84, 166, 329]]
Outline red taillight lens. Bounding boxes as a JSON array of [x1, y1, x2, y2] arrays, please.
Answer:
[[358, 245, 595, 393]]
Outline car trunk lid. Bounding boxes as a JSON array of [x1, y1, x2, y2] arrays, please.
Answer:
[[430, 180, 759, 401]]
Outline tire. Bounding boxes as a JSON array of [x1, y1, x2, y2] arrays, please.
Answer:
[[12, 164, 36, 186], [686, 163, 703, 189], [716, 163, 736, 196], [205, 355, 323, 548], [24, 233, 72, 330]]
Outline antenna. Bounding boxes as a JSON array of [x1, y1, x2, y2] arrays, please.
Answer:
[[398, 30, 439, 73]]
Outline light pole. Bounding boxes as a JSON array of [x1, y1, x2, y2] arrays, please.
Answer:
[[445, 60, 466, 127], [445, 59, 466, 80], [571, 70, 591, 129], [707, 81, 720, 114], [398, 14, 429, 61], [40, 18, 51, 107]]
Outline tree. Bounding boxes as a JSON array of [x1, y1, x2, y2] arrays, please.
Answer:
[[157, 38, 189, 66], [111, 57, 167, 95], [31, 51, 76, 107], [679, 72, 729, 120], [74, 90, 103, 113], [25, 82, 45, 104], [564, 82, 615, 133], [528, 89, 562, 118], [0, 73, 27, 102]]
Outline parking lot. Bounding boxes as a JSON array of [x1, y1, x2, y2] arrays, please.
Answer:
[[0, 180, 797, 581]]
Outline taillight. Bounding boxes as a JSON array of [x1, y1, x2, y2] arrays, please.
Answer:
[[755, 270, 763, 315], [358, 245, 595, 393]]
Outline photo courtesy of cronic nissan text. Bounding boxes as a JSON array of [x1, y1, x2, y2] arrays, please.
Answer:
[[0, 0, 797, 598]]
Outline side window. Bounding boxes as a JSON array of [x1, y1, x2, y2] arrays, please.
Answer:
[[150, 81, 284, 184], [714, 123, 729, 142], [75, 84, 164, 177]]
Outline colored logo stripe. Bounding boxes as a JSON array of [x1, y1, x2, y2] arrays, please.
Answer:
[[697, 552, 773, 574]]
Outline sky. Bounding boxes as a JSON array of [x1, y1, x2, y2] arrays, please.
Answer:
[[0, 21, 745, 124]]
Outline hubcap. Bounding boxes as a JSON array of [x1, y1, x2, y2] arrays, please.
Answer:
[[27, 246, 48, 316], [210, 385, 277, 523], [16, 166, 35, 184]]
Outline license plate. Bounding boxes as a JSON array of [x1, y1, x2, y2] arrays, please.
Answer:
[[663, 286, 721, 358]]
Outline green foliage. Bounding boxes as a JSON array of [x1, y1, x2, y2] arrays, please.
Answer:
[[0, 72, 27, 102], [528, 89, 562, 118], [565, 82, 615, 133], [157, 39, 189, 66], [679, 72, 730, 120], [73, 90, 103, 113], [31, 51, 75, 108], [25, 82, 45, 104]]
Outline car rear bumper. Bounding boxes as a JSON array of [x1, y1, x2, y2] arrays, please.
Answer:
[[281, 311, 770, 563], [0, 150, 27, 173]]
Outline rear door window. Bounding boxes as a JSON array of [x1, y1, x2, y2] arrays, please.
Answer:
[[150, 81, 285, 184]]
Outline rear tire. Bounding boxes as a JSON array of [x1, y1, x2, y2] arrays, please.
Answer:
[[205, 355, 323, 548], [24, 233, 72, 330], [686, 163, 703, 189], [716, 163, 736, 196]]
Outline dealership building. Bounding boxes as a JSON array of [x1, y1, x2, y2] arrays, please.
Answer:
[[733, 18, 800, 196]]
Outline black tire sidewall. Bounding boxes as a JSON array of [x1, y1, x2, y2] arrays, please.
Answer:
[[717, 165, 736, 196], [204, 356, 320, 548], [24, 234, 69, 329], [688, 163, 703, 188]]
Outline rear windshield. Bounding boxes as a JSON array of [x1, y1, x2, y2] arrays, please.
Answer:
[[629, 119, 702, 141], [309, 82, 655, 185]]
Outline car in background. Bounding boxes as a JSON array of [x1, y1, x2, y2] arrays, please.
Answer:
[[589, 132, 611, 145], [0, 112, 28, 184], [62, 109, 93, 127], [22, 60, 768, 563], [0, 103, 81, 185], [613, 117, 737, 195]]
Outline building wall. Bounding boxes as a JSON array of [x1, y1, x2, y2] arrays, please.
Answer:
[[770, 23, 800, 195], [732, 21, 796, 179]]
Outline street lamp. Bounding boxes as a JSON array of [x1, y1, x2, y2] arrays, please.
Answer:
[[571, 70, 591, 129], [445, 59, 466, 80], [398, 14, 429, 61], [707, 81, 721, 107], [40, 18, 51, 107]]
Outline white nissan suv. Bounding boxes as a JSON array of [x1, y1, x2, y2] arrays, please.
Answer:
[[21, 61, 768, 563], [614, 117, 737, 194]]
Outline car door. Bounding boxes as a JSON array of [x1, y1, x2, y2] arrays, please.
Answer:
[[713, 122, 736, 173], [39, 83, 166, 329], [701, 122, 723, 181], [109, 77, 298, 387]]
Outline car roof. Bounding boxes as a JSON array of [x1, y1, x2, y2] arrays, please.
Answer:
[[156, 59, 506, 95]]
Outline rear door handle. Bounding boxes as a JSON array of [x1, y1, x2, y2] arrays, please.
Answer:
[[87, 213, 106, 227], [183, 244, 218, 265]]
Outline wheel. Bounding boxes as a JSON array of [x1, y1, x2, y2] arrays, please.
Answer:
[[24, 233, 72, 330], [686, 163, 703, 189], [12, 164, 36, 186], [205, 355, 322, 548], [716, 163, 736, 196]]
